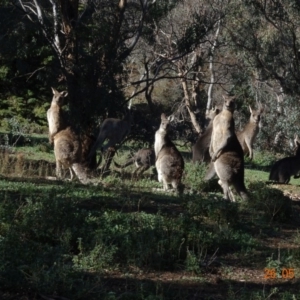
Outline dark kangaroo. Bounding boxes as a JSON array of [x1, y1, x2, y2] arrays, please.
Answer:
[[206, 95, 248, 201], [269, 134, 300, 184], [154, 113, 184, 192], [88, 111, 132, 161], [236, 105, 264, 160], [114, 148, 155, 178], [192, 107, 220, 163]]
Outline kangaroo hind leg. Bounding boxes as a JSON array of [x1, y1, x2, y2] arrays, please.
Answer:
[[218, 179, 235, 201], [233, 182, 248, 201]]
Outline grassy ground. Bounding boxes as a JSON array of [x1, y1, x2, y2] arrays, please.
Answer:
[[0, 138, 300, 299]]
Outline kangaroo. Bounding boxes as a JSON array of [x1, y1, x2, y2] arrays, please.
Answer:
[[236, 105, 264, 160], [269, 134, 300, 184], [46, 87, 68, 144], [53, 127, 89, 184], [88, 111, 132, 162], [114, 148, 155, 178], [206, 95, 248, 201], [192, 107, 220, 163], [154, 113, 184, 192]]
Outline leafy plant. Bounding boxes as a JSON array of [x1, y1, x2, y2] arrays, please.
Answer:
[[246, 181, 293, 222]]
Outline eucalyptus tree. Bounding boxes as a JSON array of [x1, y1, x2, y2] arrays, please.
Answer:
[[129, 0, 239, 136], [223, 0, 300, 151], [11, 0, 172, 134]]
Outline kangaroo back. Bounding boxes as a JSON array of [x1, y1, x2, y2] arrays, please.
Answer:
[[88, 111, 132, 161], [54, 127, 89, 184], [192, 108, 220, 163], [269, 134, 300, 184], [114, 148, 155, 178], [155, 114, 184, 193], [236, 105, 264, 159], [208, 95, 248, 201]]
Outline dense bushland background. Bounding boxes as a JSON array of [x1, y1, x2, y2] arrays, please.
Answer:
[[1, 1, 300, 299], [1, 0, 300, 153]]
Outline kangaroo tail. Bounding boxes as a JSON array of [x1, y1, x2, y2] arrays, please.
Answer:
[[72, 163, 89, 184], [233, 182, 249, 201], [114, 157, 135, 169], [88, 131, 106, 160]]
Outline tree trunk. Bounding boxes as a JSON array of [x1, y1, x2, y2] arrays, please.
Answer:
[[206, 20, 221, 115], [179, 72, 202, 134]]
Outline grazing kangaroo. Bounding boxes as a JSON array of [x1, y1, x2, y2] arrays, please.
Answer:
[[155, 113, 184, 192], [88, 111, 132, 161], [269, 134, 300, 184], [114, 148, 155, 178], [192, 107, 220, 163], [53, 127, 89, 184], [207, 95, 248, 201], [236, 105, 264, 160], [47, 87, 68, 144]]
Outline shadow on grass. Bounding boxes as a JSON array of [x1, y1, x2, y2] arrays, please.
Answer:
[[1, 271, 299, 299]]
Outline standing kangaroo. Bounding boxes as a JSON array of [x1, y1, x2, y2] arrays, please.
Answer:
[[47, 87, 68, 144], [155, 113, 184, 192], [88, 111, 132, 161], [53, 127, 89, 184], [236, 105, 264, 160], [269, 134, 300, 184], [192, 107, 220, 163], [207, 95, 248, 201], [114, 148, 155, 178]]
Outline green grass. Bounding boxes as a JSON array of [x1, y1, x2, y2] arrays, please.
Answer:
[[1, 140, 300, 299]]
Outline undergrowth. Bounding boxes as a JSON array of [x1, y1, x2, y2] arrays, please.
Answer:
[[0, 145, 300, 299]]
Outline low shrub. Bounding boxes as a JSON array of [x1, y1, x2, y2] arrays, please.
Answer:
[[246, 181, 292, 222]]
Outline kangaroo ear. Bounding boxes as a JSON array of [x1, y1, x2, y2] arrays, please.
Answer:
[[223, 94, 236, 101], [51, 87, 57, 95], [161, 113, 167, 120], [259, 104, 264, 113], [61, 91, 68, 98], [168, 115, 174, 122], [249, 106, 253, 113]]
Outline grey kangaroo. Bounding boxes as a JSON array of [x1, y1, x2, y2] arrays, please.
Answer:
[[88, 111, 132, 162], [155, 113, 184, 192], [114, 148, 155, 178], [47, 87, 68, 144], [53, 127, 89, 184], [269, 134, 300, 184], [206, 95, 248, 201], [236, 105, 264, 160], [192, 107, 220, 163]]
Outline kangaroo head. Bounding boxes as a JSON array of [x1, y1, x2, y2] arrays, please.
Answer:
[[222, 95, 236, 112], [206, 107, 220, 121], [51, 87, 68, 106], [160, 113, 170, 132], [249, 106, 263, 124]]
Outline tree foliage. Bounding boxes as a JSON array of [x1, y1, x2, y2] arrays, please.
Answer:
[[1, 0, 300, 152]]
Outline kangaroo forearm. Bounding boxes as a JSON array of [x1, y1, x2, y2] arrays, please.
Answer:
[[214, 139, 229, 156]]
